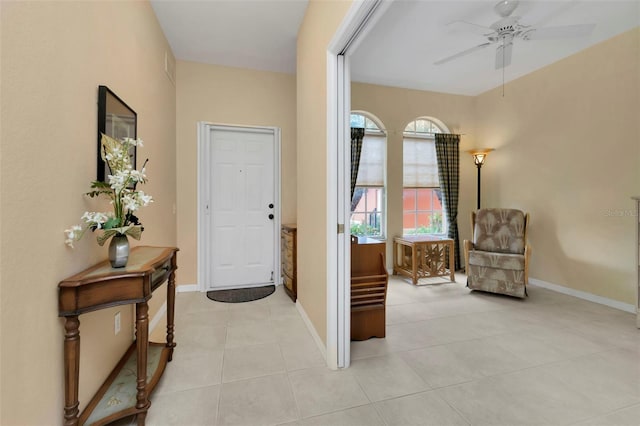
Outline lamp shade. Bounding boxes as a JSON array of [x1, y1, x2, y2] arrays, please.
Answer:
[[467, 149, 494, 166]]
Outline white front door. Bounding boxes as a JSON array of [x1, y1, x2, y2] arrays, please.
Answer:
[[205, 126, 277, 290]]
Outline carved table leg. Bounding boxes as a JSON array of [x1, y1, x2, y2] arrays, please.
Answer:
[[135, 301, 150, 424], [392, 240, 398, 275], [411, 244, 418, 285], [63, 316, 80, 426], [448, 240, 455, 282], [166, 269, 177, 361]]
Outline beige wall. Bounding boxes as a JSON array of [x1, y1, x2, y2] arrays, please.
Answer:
[[351, 83, 478, 265], [0, 1, 176, 423], [475, 28, 640, 305], [175, 61, 297, 286], [296, 0, 353, 344]]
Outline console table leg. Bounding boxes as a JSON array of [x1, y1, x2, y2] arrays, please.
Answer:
[[448, 241, 455, 282], [63, 316, 80, 426], [135, 302, 150, 415], [136, 411, 147, 426], [166, 270, 177, 361], [392, 241, 398, 275], [411, 244, 418, 285]]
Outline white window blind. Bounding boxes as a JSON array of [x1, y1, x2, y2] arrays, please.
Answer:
[[403, 137, 440, 188], [356, 134, 385, 187]]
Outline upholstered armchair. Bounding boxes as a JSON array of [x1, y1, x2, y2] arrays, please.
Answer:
[[464, 208, 531, 298]]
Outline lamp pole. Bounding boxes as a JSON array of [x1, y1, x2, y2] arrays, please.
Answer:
[[476, 162, 482, 210], [468, 149, 493, 211]]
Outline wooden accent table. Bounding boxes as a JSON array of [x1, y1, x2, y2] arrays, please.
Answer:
[[393, 235, 454, 284], [58, 246, 178, 426]]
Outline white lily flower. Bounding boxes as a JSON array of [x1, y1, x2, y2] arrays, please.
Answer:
[[122, 193, 139, 212], [137, 191, 153, 207], [64, 224, 85, 248], [65, 134, 153, 248]]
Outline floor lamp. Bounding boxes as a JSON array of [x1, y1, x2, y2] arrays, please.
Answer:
[[468, 149, 493, 210]]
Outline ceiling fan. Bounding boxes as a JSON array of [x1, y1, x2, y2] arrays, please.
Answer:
[[434, 0, 596, 69]]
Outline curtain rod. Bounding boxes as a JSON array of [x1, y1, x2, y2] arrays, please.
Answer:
[[353, 128, 465, 137]]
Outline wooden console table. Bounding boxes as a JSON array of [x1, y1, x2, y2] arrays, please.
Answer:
[[393, 235, 454, 284], [58, 246, 178, 426]]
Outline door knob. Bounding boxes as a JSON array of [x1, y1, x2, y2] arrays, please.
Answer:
[[268, 203, 274, 209], [268, 214, 274, 220]]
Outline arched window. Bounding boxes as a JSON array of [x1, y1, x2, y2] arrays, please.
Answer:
[[350, 112, 386, 238], [403, 117, 448, 235]]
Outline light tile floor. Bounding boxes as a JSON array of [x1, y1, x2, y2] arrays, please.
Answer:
[[132, 274, 639, 425]]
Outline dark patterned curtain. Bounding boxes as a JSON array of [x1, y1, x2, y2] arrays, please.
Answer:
[[350, 127, 365, 201], [435, 133, 461, 270]]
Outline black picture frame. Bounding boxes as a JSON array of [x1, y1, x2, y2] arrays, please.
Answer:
[[97, 85, 137, 182]]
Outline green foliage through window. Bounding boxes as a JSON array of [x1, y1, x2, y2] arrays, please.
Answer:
[[404, 212, 444, 235], [350, 223, 381, 236]]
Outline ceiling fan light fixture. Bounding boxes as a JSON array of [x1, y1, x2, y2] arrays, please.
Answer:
[[494, 1, 519, 18]]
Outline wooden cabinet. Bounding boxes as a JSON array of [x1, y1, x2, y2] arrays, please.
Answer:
[[58, 246, 178, 425], [350, 236, 388, 341], [281, 224, 297, 302], [634, 197, 640, 328]]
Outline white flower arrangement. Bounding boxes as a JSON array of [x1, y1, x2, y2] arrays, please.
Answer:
[[64, 134, 153, 248]]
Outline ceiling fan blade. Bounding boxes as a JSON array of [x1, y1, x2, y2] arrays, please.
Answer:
[[525, 23, 595, 40], [524, 0, 579, 28], [495, 41, 513, 69], [447, 20, 494, 36], [434, 42, 492, 66]]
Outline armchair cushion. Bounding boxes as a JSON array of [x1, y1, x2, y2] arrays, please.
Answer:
[[468, 250, 525, 271], [467, 268, 527, 298], [473, 208, 526, 254]]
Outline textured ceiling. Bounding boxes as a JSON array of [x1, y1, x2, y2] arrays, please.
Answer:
[[351, 0, 640, 95], [151, 0, 640, 95], [150, 0, 308, 74]]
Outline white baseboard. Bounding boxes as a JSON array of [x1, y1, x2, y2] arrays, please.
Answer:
[[177, 284, 199, 293], [296, 301, 327, 362], [149, 301, 167, 334], [529, 278, 636, 314]]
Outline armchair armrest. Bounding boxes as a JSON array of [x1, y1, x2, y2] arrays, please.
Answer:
[[463, 240, 473, 274], [524, 244, 532, 284]]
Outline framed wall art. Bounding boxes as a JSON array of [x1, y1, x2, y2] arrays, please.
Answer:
[[97, 85, 137, 181]]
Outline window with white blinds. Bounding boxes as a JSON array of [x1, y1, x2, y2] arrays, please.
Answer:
[[402, 117, 448, 236], [403, 137, 439, 188], [356, 134, 386, 187], [351, 112, 386, 238]]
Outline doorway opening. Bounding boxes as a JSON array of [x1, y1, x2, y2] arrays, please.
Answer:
[[326, 0, 391, 369]]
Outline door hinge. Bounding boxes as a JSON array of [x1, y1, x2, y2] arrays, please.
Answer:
[[337, 224, 345, 234], [270, 271, 274, 282]]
